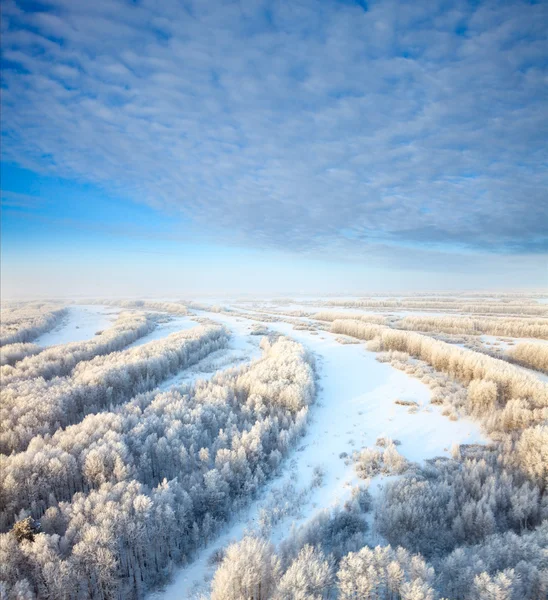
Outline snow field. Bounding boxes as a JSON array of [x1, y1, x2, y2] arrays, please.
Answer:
[[34, 304, 120, 347], [156, 316, 263, 391]]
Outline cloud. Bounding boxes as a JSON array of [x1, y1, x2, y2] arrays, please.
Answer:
[[1, 0, 547, 262], [0, 190, 45, 209]]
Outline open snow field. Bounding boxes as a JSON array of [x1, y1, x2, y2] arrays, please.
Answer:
[[33, 304, 120, 347]]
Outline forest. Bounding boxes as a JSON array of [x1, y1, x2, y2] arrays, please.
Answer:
[[0, 295, 547, 599]]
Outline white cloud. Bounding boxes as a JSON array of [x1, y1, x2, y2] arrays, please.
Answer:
[[1, 0, 547, 261]]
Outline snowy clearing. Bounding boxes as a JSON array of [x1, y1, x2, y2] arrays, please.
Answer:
[[33, 304, 120, 347], [125, 315, 198, 350], [156, 315, 263, 391]]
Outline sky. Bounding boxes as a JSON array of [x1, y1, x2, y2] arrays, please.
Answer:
[[1, 0, 547, 298]]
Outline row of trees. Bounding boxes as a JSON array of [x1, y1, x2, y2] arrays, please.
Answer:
[[250, 292, 546, 301], [314, 311, 389, 325], [0, 343, 42, 367], [324, 298, 548, 316], [509, 342, 548, 374], [0, 336, 314, 528], [395, 315, 548, 340], [0, 311, 156, 384], [0, 304, 68, 346], [330, 321, 547, 421], [0, 336, 316, 599], [330, 320, 387, 342], [0, 324, 228, 454], [321, 310, 548, 340], [330, 314, 548, 387], [78, 299, 190, 315]]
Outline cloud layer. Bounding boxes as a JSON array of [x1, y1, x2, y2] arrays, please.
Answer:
[[2, 0, 547, 259]]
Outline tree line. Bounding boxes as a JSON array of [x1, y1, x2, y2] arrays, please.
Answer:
[[0, 336, 315, 599], [0, 304, 68, 346], [0, 324, 228, 454], [0, 311, 156, 384]]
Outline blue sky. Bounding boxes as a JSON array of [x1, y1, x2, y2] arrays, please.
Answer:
[[1, 0, 547, 297]]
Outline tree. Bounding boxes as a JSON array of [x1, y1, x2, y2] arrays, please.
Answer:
[[517, 425, 548, 491], [12, 517, 41, 543], [275, 545, 333, 600], [467, 380, 498, 417], [211, 537, 281, 600]]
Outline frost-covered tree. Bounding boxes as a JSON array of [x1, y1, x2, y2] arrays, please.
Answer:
[[510, 342, 548, 373], [0, 335, 316, 599], [336, 545, 434, 600], [211, 537, 281, 600], [0, 324, 228, 454], [0, 304, 68, 346], [274, 545, 333, 600], [467, 380, 498, 417], [11, 518, 40, 544]]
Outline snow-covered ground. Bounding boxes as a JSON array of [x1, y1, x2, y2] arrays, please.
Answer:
[[480, 334, 548, 351], [34, 305, 120, 347], [156, 314, 263, 391], [125, 315, 198, 350], [151, 310, 486, 600]]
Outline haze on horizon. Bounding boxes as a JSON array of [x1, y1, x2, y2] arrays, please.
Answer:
[[1, 0, 547, 298]]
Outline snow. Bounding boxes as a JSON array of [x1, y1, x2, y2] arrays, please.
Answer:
[[34, 305, 120, 347], [519, 367, 548, 384], [149, 312, 263, 393], [151, 310, 486, 600], [480, 334, 548, 351], [125, 315, 198, 350]]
